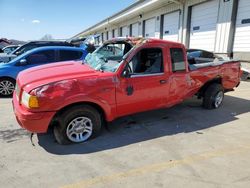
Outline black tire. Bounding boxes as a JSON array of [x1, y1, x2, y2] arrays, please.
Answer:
[[203, 83, 224, 109], [0, 78, 16, 97], [53, 105, 102, 144]]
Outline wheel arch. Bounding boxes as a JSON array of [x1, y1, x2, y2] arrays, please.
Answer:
[[49, 101, 107, 129], [197, 76, 223, 98], [0, 76, 16, 82]]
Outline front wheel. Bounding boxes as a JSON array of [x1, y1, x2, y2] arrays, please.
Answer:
[[54, 105, 102, 144], [203, 83, 224, 109]]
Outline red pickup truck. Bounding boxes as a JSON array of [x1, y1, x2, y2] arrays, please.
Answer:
[[13, 38, 241, 144]]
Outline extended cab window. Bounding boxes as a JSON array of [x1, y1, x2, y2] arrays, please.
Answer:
[[128, 48, 163, 74], [59, 50, 83, 61], [170, 48, 186, 72], [26, 50, 55, 65]]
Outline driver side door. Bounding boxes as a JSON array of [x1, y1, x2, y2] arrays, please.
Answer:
[[116, 46, 170, 117]]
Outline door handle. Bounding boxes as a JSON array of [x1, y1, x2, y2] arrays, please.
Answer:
[[126, 85, 134, 96], [159, 80, 167, 84]]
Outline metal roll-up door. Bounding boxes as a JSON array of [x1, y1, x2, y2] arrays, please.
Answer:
[[233, 0, 250, 52], [114, 29, 119, 38], [145, 17, 156, 38], [103, 32, 107, 41], [163, 11, 180, 42], [189, 0, 219, 51], [108, 31, 112, 40], [131, 23, 139, 37], [121, 26, 128, 37]]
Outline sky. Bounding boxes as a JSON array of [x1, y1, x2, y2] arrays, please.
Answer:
[[0, 0, 136, 41]]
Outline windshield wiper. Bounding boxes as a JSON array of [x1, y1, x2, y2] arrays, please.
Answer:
[[95, 64, 105, 72]]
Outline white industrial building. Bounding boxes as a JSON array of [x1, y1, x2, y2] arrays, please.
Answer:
[[73, 0, 250, 61]]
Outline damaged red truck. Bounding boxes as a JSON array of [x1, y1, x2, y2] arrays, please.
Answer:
[[13, 38, 242, 144]]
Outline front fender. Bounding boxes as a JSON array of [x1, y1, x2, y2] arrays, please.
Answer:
[[28, 79, 117, 121], [56, 94, 116, 122]]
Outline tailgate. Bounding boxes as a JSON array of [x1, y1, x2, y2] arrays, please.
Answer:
[[221, 61, 241, 89]]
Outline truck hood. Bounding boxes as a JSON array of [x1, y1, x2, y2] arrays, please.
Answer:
[[17, 61, 98, 91]]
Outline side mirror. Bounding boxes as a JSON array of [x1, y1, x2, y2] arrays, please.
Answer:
[[15, 51, 21, 55], [19, 59, 27, 66], [122, 69, 131, 78]]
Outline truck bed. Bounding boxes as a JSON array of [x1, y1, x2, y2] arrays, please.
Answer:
[[188, 59, 241, 92], [189, 60, 239, 70]]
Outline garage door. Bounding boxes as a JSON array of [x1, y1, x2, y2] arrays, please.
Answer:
[[189, 0, 219, 51], [145, 17, 156, 38], [163, 11, 180, 42], [95, 36, 100, 45], [103, 32, 107, 41], [114, 29, 119, 38], [121, 26, 128, 37], [108, 31, 112, 40], [233, 0, 250, 52], [131, 23, 139, 37]]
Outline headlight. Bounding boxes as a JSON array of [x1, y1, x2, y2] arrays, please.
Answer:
[[21, 90, 39, 108]]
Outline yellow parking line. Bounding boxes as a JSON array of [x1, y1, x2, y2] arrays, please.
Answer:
[[62, 144, 250, 188]]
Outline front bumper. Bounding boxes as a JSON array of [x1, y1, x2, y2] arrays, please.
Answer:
[[12, 91, 56, 133]]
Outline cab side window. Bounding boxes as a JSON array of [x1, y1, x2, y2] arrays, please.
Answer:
[[26, 50, 55, 65], [128, 48, 163, 74], [170, 48, 186, 72]]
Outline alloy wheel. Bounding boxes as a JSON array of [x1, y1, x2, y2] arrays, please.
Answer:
[[0, 80, 15, 96], [66, 117, 93, 142]]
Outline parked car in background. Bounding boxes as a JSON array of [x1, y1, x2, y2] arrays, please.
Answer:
[[0, 46, 85, 97], [187, 49, 223, 64], [2, 45, 20, 54], [13, 38, 242, 144], [241, 67, 250, 81], [12, 41, 74, 56], [0, 41, 74, 63], [69, 34, 100, 54]]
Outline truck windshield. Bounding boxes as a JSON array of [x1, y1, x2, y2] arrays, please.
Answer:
[[85, 42, 132, 72]]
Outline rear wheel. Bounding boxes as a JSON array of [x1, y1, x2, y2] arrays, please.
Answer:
[[203, 83, 224, 109], [0, 78, 15, 97], [53, 105, 102, 144]]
